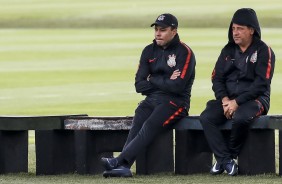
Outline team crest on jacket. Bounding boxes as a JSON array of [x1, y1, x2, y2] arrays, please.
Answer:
[[250, 51, 257, 63], [167, 54, 176, 67]]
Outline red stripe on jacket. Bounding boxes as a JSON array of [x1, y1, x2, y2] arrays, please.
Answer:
[[180, 42, 192, 79], [163, 107, 183, 126], [266, 47, 272, 79], [255, 99, 265, 116], [211, 69, 216, 80]]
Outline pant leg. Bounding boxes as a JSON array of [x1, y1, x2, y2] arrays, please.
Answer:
[[200, 99, 232, 165], [122, 100, 153, 150], [119, 99, 153, 167], [117, 98, 187, 168], [229, 100, 264, 158]]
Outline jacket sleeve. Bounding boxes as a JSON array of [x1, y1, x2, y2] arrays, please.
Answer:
[[212, 50, 229, 100], [135, 47, 156, 95], [149, 44, 196, 95], [235, 46, 275, 105]]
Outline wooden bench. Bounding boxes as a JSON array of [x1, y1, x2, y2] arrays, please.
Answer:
[[1, 114, 281, 175], [64, 116, 173, 175], [0, 114, 87, 174], [65, 115, 282, 175], [174, 115, 282, 175]]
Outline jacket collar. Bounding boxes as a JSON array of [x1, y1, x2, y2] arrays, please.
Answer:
[[153, 33, 180, 50]]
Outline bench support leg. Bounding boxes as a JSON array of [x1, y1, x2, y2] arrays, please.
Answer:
[[175, 130, 212, 174], [136, 130, 174, 174], [239, 129, 275, 175], [0, 131, 28, 173], [35, 130, 75, 175], [74, 130, 127, 174], [279, 130, 282, 176]]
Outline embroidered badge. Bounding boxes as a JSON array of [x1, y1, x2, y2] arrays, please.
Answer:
[[158, 15, 165, 21], [250, 51, 257, 63], [167, 54, 176, 67]]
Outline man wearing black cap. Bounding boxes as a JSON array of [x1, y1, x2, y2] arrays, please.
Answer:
[[101, 13, 196, 177], [200, 8, 275, 176]]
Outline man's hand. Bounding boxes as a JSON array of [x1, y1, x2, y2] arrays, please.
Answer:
[[228, 99, 238, 115], [170, 69, 181, 80], [222, 97, 238, 119], [222, 97, 231, 119]]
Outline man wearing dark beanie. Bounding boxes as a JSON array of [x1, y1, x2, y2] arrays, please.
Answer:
[[200, 8, 275, 176]]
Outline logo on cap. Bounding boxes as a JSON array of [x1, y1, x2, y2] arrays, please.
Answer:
[[151, 13, 178, 28], [158, 15, 165, 21]]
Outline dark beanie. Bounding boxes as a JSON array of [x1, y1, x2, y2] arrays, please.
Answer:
[[228, 8, 261, 42]]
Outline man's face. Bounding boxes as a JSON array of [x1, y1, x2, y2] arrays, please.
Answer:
[[232, 23, 254, 48], [154, 26, 177, 49]]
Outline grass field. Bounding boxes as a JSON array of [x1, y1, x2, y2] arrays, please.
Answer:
[[0, 28, 281, 116], [0, 0, 282, 183], [0, 0, 282, 28]]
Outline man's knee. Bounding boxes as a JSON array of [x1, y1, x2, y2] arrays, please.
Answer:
[[199, 111, 207, 123], [232, 113, 254, 125], [199, 111, 212, 127], [200, 108, 220, 125]]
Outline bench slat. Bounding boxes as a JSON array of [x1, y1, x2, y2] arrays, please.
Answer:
[[65, 116, 133, 130], [0, 114, 88, 130], [64, 115, 282, 131], [172, 115, 282, 130]]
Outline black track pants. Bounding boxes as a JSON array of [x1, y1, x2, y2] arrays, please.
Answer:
[[117, 96, 187, 168], [200, 99, 263, 165]]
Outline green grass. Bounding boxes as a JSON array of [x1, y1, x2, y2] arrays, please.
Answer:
[[0, 28, 281, 116], [1, 171, 282, 184], [0, 0, 282, 28]]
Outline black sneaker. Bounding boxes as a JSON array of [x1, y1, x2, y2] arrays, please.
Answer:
[[101, 157, 118, 170], [210, 162, 224, 175], [103, 166, 133, 178], [224, 159, 238, 176]]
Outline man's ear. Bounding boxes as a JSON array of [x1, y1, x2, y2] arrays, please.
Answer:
[[172, 28, 177, 36], [250, 27, 255, 35]]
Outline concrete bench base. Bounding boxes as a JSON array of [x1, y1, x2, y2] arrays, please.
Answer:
[[36, 130, 76, 175], [175, 129, 276, 175], [0, 131, 28, 174], [239, 129, 275, 174], [0, 115, 87, 174], [280, 130, 282, 175], [0, 115, 281, 175], [35, 129, 173, 175], [175, 130, 212, 174], [136, 130, 173, 175], [173, 116, 280, 175]]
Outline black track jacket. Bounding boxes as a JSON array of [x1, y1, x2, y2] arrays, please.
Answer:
[[212, 8, 275, 114], [135, 34, 196, 110]]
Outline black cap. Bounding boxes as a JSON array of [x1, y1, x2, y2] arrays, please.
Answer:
[[151, 13, 178, 28]]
